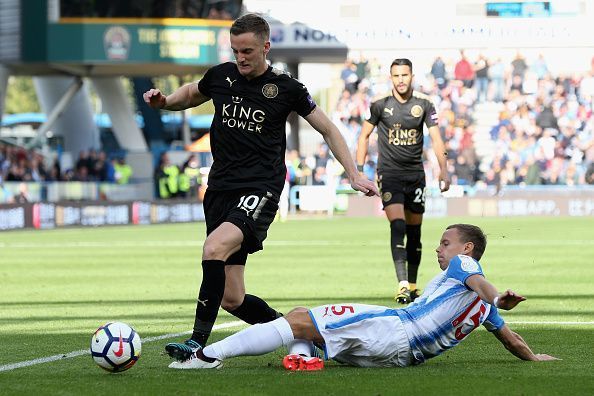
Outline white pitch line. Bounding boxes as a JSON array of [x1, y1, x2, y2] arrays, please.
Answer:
[[0, 320, 245, 373]]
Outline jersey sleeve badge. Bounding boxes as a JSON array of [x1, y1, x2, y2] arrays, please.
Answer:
[[460, 255, 480, 272]]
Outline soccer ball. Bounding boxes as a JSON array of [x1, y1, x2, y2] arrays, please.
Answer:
[[90, 322, 141, 372]]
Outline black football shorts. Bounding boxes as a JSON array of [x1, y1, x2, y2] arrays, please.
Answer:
[[203, 188, 280, 260], [377, 172, 426, 213]]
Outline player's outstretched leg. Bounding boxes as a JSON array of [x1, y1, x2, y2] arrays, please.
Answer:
[[169, 317, 295, 370]]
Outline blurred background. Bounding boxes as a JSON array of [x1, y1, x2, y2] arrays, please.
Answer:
[[0, 0, 592, 229]]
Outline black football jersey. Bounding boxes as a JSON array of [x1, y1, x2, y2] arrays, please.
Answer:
[[198, 62, 316, 194], [367, 91, 438, 174]]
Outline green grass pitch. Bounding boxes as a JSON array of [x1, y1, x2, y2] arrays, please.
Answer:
[[1, 216, 593, 395]]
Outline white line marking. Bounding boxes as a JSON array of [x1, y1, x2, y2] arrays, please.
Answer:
[[0, 320, 245, 373]]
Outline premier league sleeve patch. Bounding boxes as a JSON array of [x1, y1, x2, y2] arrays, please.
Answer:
[[446, 255, 483, 283], [460, 255, 480, 272]]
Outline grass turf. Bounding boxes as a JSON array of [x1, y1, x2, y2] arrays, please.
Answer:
[[0, 216, 593, 395]]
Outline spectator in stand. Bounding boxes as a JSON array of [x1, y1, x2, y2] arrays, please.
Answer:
[[474, 54, 489, 102], [511, 51, 528, 83], [312, 143, 330, 186], [181, 154, 201, 198], [454, 50, 475, 88], [488, 57, 506, 102], [154, 152, 179, 199], [75, 150, 90, 174], [531, 54, 550, 81], [430, 56, 448, 90], [114, 157, 133, 184], [14, 182, 29, 203], [93, 151, 109, 182], [340, 59, 359, 94], [535, 100, 559, 130], [6, 163, 23, 181], [454, 155, 473, 185]]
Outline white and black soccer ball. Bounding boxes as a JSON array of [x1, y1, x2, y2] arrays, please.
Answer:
[[90, 322, 141, 372]]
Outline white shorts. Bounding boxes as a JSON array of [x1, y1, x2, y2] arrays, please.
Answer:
[[309, 303, 412, 367]]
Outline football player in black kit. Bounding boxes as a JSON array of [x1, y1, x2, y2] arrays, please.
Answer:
[[143, 13, 379, 369], [356, 58, 450, 304]]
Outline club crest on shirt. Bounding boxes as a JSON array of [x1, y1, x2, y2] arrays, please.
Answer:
[[382, 192, 392, 202], [460, 255, 479, 272], [411, 105, 423, 118], [262, 83, 278, 98]]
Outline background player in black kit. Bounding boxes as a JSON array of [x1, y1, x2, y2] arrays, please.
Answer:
[[357, 58, 450, 304], [143, 13, 379, 369]]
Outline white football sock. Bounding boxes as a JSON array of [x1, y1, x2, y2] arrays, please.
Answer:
[[203, 317, 294, 360], [287, 339, 315, 357]]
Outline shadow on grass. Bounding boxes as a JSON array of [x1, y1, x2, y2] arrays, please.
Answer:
[[4, 293, 594, 308]]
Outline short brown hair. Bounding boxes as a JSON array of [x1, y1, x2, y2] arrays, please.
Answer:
[[446, 224, 487, 260], [230, 13, 270, 42]]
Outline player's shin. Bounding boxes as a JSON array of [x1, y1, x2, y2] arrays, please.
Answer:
[[406, 224, 422, 285], [192, 260, 226, 345], [390, 219, 408, 282]]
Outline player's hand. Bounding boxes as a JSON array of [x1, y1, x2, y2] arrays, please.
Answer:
[[496, 289, 526, 310], [534, 354, 560, 361], [351, 175, 379, 197], [143, 88, 167, 109], [439, 174, 451, 192]]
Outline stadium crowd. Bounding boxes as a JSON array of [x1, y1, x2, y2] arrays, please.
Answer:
[[0, 145, 134, 184], [3, 51, 594, 205], [328, 51, 594, 190]]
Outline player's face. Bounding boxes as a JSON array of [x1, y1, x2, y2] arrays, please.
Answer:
[[230, 32, 270, 80], [435, 228, 473, 270], [390, 65, 413, 96]]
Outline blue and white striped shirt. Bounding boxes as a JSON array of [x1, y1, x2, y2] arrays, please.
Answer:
[[397, 254, 505, 364]]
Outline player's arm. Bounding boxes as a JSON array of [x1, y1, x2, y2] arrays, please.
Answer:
[[428, 125, 450, 192], [143, 83, 210, 111], [304, 108, 379, 196], [465, 274, 526, 311], [355, 120, 375, 174], [492, 324, 558, 361]]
